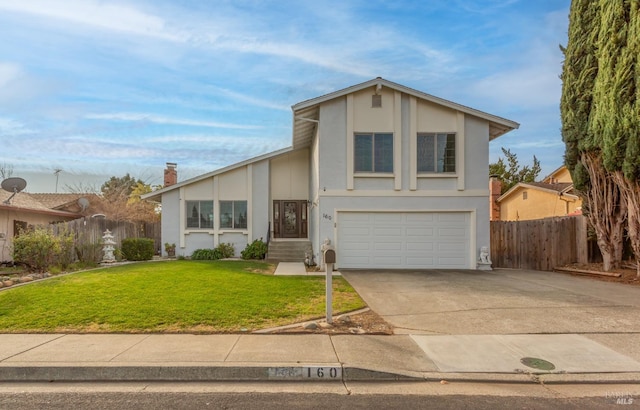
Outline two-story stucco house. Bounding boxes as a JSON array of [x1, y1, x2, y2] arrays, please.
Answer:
[[143, 78, 519, 269]]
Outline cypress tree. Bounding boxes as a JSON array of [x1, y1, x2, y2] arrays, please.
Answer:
[[561, 0, 627, 270], [560, 0, 599, 189], [604, 1, 640, 278]]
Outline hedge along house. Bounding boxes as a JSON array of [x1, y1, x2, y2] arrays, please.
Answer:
[[143, 78, 519, 269]]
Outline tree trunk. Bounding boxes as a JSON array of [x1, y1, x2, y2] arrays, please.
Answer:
[[613, 172, 640, 279], [580, 152, 626, 271]]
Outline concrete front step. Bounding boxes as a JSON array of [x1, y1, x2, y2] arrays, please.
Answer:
[[267, 240, 312, 262]]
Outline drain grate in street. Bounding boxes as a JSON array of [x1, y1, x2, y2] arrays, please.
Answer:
[[520, 357, 556, 371]]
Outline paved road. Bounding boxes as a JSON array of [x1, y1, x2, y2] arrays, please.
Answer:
[[0, 392, 613, 410], [0, 382, 635, 409]]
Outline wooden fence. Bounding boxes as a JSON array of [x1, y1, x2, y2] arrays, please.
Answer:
[[490, 215, 588, 271], [50, 217, 161, 262]]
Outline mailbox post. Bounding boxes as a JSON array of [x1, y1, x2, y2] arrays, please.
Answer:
[[323, 247, 336, 324]]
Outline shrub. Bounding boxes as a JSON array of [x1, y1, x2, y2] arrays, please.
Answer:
[[217, 242, 235, 259], [56, 229, 75, 270], [121, 238, 155, 261], [12, 226, 74, 272], [191, 248, 221, 260], [191, 243, 235, 261], [241, 238, 267, 260]]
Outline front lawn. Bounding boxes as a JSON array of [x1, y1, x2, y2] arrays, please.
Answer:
[[0, 260, 365, 333]]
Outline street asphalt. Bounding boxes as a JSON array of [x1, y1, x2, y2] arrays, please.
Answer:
[[0, 267, 639, 384]]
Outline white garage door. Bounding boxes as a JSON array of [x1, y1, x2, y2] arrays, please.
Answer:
[[337, 212, 471, 269]]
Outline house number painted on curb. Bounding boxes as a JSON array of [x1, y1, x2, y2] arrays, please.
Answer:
[[268, 367, 342, 379], [306, 366, 340, 379]]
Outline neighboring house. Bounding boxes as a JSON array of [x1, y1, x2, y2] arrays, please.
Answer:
[[493, 165, 582, 221], [28, 193, 101, 215], [0, 191, 85, 262], [143, 78, 519, 269]]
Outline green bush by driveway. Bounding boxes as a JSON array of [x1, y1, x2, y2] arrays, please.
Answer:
[[0, 260, 364, 333]]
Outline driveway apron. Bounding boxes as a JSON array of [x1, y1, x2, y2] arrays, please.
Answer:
[[340, 268, 640, 336]]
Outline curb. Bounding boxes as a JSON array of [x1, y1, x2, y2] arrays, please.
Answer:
[[0, 364, 410, 383], [1, 364, 638, 384]]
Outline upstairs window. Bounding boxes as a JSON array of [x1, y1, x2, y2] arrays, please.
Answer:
[[186, 201, 214, 229], [417, 133, 456, 173], [354, 133, 393, 173], [220, 200, 248, 229]]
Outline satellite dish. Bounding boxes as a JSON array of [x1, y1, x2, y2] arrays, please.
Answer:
[[77, 197, 90, 211], [1, 177, 27, 204]]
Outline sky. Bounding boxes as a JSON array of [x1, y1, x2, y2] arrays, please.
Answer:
[[0, 0, 570, 193]]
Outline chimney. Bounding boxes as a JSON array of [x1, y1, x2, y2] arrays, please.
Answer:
[[164, 162, 177, 187], [489, 175, 502, 221]]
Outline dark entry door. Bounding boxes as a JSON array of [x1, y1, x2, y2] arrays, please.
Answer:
[[273, 200, 308, 238]]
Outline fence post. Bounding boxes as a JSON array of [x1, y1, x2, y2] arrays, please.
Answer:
[[576, 215, 588, 264]]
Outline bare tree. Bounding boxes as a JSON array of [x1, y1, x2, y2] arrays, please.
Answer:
[[0, 162, 14, 179]]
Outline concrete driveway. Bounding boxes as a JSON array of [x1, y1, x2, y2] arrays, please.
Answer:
[[341, 268, 640, 336]]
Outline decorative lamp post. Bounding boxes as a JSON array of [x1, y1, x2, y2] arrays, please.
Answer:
[[102, 229, 116, 263]]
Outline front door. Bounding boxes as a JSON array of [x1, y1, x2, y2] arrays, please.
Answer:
[[273, 200, 308, 238]]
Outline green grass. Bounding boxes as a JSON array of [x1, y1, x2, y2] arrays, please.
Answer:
[[0, 260, 365, 333]]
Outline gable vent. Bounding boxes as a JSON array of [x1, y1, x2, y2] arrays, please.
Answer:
[[372, 94, 382, 108]]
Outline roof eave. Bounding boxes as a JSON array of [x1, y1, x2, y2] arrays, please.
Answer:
[[497, 183, 577, 203], [0, 204, 80, 218], [292, 77, 519, 141], [141, 146, 296, 201]]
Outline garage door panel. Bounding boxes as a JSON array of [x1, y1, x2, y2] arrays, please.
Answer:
[[340, 214, 372, 226], [438, 242, 467, 251], [406, 242, 434, 251], [438, 227, 468, 237], [373, 256, 403, 265], [374, 227, 403, 236], [406, 257, 435, 266], [374, 242, 402, 251], [338, 211, 470, 269], [406, 213, 435, 223], [437, 213, 466, 222], [373, 213, 403, 223], [407, 227, 434, 236], [341, 242, 371, 251], [348, 227, 373, 236]]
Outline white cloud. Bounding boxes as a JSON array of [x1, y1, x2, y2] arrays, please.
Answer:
[[0, 0, 185, 41], [472, 62, 561, 108], [454, 0, 521, 14], [468, 9, 566, 110], [0, 62, 21, 88], [211, 87, 290, 112], [0, 117, 32, 135], [85, 113, 263, 130], [507, 139, 564, 149]]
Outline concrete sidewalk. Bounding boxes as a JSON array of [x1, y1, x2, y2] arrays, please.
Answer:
[[273, 262, 341, 276], [1, 333, 639, 384], [1, 268, 639, 385]]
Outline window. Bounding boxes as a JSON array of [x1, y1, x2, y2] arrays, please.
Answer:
[[186, 201, 213, 229], [523, 191, 528, 200], [417, 133, 456, 173], [371, 94, 382, 108], [220, 201, 248, 229], [354, 133, 393, 173]]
